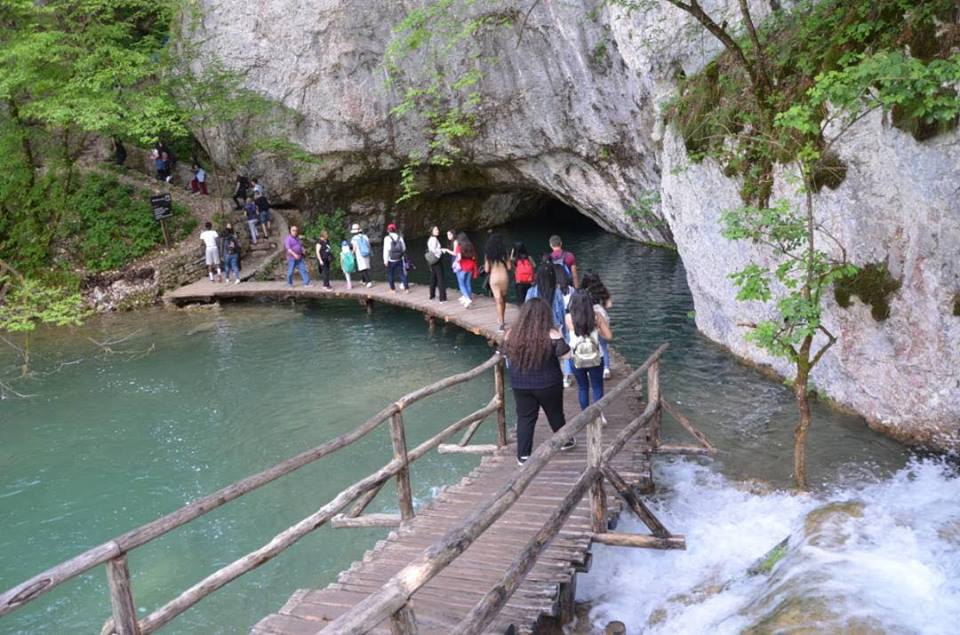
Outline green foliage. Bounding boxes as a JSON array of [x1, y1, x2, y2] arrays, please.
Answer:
[[624, 189, 665, 231], [0, 278, 86, 334], [302, 208, 348, 273], [668, 0, 960, 202], [721, 198, 858, 361], [833, 262, 901, 321], [66, 173, 195, 272], [384, 0, 514, 203]]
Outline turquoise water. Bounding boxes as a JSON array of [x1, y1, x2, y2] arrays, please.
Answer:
[[0, 212, 914, 633], [1, 304, 497, 633]]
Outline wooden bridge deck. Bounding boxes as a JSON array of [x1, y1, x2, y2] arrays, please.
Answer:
[[166, 279, 656, 634]]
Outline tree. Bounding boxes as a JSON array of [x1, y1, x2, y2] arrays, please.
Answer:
[[0, 271, 87, 377], [719, 46, 960, 489]]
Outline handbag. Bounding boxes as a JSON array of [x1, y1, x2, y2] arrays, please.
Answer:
[[424, 250, 440, 266]]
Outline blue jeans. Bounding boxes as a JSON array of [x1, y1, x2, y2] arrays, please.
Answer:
[[572, 365, 604, 410], [600, 337, 611, 370], [456, 270, 472, 299], [225, 254, 240, 280], [387, 260, 407, 290], [286, 258, 310, 285]]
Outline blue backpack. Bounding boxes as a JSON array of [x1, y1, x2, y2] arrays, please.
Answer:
[[355, 234, 371, 258]]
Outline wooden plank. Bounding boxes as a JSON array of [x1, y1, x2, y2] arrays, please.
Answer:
[[591, 532, 686, 550], [437, 444, 499, 455], [331, 514, 403, 529]]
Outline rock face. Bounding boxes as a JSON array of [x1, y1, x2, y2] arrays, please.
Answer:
[[190, 0, 960, 448], [660, 113, 960, 448], [190, 0, 751, 240]]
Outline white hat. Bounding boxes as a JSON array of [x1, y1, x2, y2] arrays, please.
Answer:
[[350, 223, 361, 234]]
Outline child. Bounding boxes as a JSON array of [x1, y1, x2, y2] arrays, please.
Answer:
[[340, 240, 357, 289]]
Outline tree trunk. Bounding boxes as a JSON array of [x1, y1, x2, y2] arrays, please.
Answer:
[[792, 339, 813, 491]]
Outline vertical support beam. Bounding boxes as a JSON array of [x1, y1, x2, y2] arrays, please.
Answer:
[[105, 555, 141, 635], [494, 358, 507, 448], [646, 359, 661, 450], [556, 575, 577, 626], [587, 415, 606, 533], [390, 412, 415, 521], [389, 603, 419, 635]]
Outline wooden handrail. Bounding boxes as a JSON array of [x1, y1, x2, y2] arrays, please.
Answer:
[[1, 352, 501, 625], [318, 344, 669, 633]]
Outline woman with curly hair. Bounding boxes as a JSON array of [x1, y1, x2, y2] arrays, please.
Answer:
[[503, 297, 576, 465]]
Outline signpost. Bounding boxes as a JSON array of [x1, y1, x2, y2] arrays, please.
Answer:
[[150, 193, 173, 248]]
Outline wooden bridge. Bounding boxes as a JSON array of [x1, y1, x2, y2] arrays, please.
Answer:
[[1, 278, 715, 635]]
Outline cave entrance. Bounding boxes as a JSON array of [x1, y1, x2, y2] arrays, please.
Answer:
[[522, 196, 600, 233]]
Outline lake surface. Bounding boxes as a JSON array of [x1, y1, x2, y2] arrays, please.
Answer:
[[3, 211, 948, 634]]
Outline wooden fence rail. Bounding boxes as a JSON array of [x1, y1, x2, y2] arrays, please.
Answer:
[[0, 353, 506, 635], [318, 344, 672, 634]]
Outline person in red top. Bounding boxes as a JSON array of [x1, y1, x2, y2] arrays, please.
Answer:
[[454, 231, 478, 307], [548, 234, 578, 288]]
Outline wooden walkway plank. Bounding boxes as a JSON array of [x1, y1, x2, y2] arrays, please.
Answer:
[[163, 276, 657, 634]]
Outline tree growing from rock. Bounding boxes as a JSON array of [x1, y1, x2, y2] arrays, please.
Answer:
[[615, 0, 960, 488]]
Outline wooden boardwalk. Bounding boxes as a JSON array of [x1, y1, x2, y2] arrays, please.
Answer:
[[165, 280, 662, 634]]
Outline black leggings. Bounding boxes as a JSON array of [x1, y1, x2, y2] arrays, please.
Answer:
[[429, 262, 446, 300], [513, 384, 566, 459], [358, 268, 371, 284], [515, 282, 531, 307], [318, 261, 331, 287]]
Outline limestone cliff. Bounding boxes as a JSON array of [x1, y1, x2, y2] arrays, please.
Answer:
[[189, 0, 959, 447]]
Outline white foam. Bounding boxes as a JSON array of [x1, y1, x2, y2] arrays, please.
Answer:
[[578, 458, 960, 634]]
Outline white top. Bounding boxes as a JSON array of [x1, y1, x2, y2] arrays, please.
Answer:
[[383, 232, 406, 265], [427, 235, 443, 258], [196, 168, 206, 182], [351, 233, 371, 271], [200, 230, 219, 250]]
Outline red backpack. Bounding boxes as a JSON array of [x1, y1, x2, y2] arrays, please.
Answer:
[[515, 257, 534, 283]]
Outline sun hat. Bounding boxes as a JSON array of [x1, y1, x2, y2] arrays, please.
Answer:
[[350, 223, 361, 234]]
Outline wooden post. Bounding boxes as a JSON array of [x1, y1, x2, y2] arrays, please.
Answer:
[[647, 359, 661, 450], [494, 359, 507, 447], [389, 603, 419, 635], [105, 555, 141, 635], [159, 219, 170, 249], [587, 415, 606, 533], [390, 412, 415, 521]]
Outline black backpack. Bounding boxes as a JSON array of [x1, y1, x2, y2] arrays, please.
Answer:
[[224, 234, 240, 255], [319, 240, 333, 263]]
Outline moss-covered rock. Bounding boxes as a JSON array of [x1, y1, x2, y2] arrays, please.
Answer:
[[834, 262, 901, 321]]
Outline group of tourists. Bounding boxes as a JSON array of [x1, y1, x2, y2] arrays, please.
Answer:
[[232, 175, 272, 244], [497, 236, 615, 464], [199, 208, 616, 466]]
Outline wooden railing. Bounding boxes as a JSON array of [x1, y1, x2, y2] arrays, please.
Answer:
[[320, 343, 716, 634], [0, 352, 507, 635]]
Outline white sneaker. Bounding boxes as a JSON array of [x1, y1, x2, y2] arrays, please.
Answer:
[[365, 281, 373, 288], [234, 279, 240, 285], [603, 368, 611, 380], [563, 375, 572, 389]]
